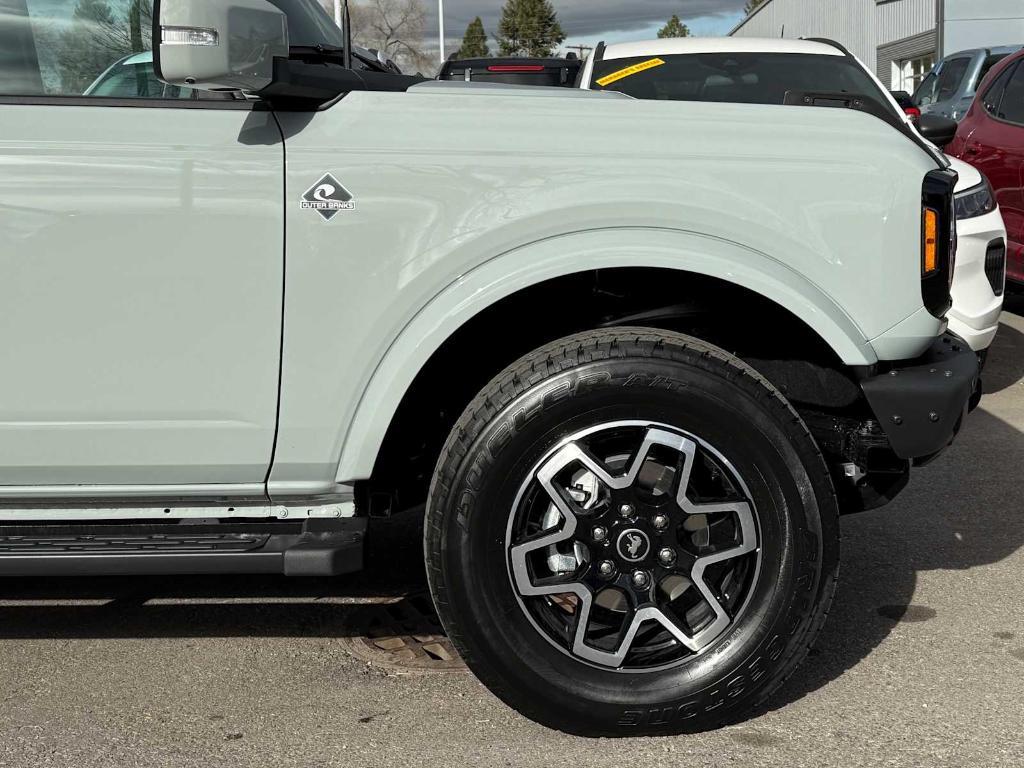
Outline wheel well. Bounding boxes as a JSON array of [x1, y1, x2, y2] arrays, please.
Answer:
[[359, 267, 861, 515]]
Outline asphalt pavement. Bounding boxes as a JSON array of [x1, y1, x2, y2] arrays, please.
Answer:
[[1, 298, 1023, 768]]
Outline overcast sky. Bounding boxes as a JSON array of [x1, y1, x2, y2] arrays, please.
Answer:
[[425, 0, 748, 53]]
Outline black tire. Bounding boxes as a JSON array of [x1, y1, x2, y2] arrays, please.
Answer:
[[425, 328, 839, 736]]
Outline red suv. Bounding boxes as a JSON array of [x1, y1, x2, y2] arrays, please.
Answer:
[[948, 49, 1024, 287]]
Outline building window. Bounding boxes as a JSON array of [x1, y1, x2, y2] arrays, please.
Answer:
[[895, 53, 936, 93]]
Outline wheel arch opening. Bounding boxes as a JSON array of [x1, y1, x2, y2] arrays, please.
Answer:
[[358, 267, 860, 516]]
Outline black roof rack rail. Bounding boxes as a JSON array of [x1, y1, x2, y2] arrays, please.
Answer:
[[800, 37, 947, 164], [803, 37, 852, 57]]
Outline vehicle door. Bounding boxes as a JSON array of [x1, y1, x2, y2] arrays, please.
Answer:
[[0, 0, 284, 492]]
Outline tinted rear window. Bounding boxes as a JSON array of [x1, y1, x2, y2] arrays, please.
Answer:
[[589, 52, 887, 105]]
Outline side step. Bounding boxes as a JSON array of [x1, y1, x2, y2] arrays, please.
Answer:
[[0, 518, 366, 577]]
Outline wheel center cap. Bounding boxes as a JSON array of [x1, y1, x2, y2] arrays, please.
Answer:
[[615, 528, 651, 562]]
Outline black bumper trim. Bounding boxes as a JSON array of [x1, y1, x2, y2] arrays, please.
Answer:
[[861, 333, 980, 460]]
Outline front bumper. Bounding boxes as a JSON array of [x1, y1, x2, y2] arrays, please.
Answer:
[[861, 333, 980, 460]]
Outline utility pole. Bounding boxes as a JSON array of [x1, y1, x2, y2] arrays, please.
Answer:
[[566, 44, 593, 60], [438, 0, 445, 63]]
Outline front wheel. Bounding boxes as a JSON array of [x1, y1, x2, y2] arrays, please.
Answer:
[[425, 329, 839, 736]]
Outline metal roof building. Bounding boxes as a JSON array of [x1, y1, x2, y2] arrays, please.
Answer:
[[731, 0, 1024, 93]]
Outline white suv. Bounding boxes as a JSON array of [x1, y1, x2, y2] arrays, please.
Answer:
[[580, 37, 1007, 353]]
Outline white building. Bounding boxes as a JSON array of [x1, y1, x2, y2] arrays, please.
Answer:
[[731, 0, 1024, 93]]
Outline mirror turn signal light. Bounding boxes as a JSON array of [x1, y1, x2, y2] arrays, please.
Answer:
[[923, 207, 939, 276], [161, 26, 219, 46]]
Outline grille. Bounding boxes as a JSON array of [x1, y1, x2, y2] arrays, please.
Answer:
[[985, 239, 1007, 297]]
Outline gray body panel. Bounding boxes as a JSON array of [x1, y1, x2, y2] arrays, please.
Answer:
[[270, 88, 942, 492], [0, 85, 945, 500], [0, 105, 283, 486]]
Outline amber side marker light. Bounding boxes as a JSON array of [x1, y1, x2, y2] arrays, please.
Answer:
[[923, 207, 939, 276]]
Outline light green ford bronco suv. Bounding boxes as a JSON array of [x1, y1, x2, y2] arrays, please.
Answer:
[[0, 0, 980, 736]]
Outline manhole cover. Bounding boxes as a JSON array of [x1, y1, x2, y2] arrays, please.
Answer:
[[340, 592, 466, 673]]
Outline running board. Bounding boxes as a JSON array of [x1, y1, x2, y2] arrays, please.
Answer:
[[0, 518, 366, 577]]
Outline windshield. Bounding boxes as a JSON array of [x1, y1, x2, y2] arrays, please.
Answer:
[[590, 52, 890, 107], [267, 0, 344, 48]]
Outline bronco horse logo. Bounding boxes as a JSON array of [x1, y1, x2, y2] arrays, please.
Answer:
[[617, 529, 649, 561], [625, 533, 644, 559]]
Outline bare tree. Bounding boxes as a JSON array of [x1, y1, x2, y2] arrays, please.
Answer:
[[51, 0, 153, 93], [351, 0, 431, 73]]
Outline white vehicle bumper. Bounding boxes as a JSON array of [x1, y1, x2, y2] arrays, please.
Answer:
[[948, 207, 1006, 352]]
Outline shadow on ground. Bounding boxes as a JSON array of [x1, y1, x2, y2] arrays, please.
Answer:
[[0, 311, 1022, 719], [0, 509, 430, 641], [771, 308, 1024, 709]]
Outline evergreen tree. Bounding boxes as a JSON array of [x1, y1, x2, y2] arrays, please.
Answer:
[[497, 0, 565, 58], [657, 14, 690, 38], [458, 16, 490, 58]]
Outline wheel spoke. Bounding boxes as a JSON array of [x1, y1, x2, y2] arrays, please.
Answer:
[[571, 599, 711, 665], [623, 428, 696, 489], [675, 442, 757, 648]]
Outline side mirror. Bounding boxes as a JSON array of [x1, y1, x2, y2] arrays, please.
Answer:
[[153, 0, 289, 92], [917, 113, 959, 148]]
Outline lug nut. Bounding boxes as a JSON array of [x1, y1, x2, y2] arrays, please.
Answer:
[[619, 503, 634, 518], [592, 526, 608, 543], [631, 570, 650, 589], [598, 560, 616, 579], [652, 513, 669, 531], [658, 547, 676, 566]]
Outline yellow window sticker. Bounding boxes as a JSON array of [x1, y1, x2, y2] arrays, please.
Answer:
[[595, 58, 667, 87]]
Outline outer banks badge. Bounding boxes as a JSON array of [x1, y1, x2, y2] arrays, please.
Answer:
[[301, 173, 355, 221]]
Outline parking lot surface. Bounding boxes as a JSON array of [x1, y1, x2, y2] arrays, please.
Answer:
[[1, 299, 1023, 768]]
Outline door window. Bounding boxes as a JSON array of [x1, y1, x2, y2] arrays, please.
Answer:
[[982, 62, 1016, 116], [0, 0, 197, 98], [913, 71, 938, 106], [995, 62, 1024, 125]]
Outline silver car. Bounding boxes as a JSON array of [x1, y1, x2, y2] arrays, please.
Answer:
[[915, 45, 1023, 121]]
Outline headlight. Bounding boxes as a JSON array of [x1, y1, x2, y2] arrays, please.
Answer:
[[954, 178, 996, 219]]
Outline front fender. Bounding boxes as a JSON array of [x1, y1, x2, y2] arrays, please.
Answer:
[[333, 227, 876, 482]]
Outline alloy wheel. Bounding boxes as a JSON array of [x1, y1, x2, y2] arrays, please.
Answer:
[[506, 421, 761, 671]]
